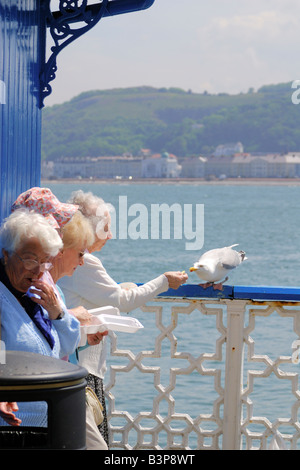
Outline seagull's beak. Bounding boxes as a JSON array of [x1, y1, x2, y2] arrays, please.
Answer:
[[189, 267, 197, 272]]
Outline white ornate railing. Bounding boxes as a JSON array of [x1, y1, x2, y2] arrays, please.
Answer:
[[105, 284, 300, 450]]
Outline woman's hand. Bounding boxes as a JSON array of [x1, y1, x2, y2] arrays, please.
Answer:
[[87, 331, 108, 346], [0, 402, 22, 426], [70, 306, 93, 325], [163, 271, 188, 289], [29, 279, 63, 320]]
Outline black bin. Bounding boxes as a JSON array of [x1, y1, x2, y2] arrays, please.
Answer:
[[0, 350, 87, 449]]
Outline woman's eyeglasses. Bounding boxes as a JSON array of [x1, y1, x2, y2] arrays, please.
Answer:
[[14, 253, 53, 272]]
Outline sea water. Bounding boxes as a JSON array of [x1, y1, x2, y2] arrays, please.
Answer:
[[47, 181, 300, 448], [48, 181, 300, 287]]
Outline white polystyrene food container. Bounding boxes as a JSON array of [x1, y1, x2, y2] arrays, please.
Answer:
[[84, 314, 144, 334], [82, 315, 144, 334], [80, 306, 144, 335], [79, 306, 120, 346], [88, 306, 120, 317]]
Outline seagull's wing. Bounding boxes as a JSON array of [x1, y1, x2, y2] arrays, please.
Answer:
[[218, 247, 242, 269], [222, 262, 238, 270]]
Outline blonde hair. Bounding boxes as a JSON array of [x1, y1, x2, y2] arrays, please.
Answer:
[[61, 210, 94, 249]]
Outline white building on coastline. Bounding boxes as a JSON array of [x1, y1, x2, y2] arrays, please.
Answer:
[[205, 152, 300, 179], [42, 152, 181, 179], [141, 152, 181, 178], [41, 148, 300, 180], [178, 156, 206, 178], [214, 142, 244, 157]]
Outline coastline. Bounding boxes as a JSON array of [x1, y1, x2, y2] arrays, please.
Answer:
[[41, 177, 300, 186]]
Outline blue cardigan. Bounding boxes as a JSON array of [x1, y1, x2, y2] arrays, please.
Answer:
[[0, 281, 80, 427]]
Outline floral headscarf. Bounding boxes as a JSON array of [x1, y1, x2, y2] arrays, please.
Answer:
[[11, 187, 78, 229]]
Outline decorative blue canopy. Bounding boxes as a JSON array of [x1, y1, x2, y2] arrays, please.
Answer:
[[40, 0, 156, 107], [0, 0, 156, 224]]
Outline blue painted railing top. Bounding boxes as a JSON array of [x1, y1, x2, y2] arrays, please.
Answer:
[[154, 283, 300, 302]]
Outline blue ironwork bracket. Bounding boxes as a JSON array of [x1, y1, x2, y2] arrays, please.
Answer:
[[39, 0, 155, 108]]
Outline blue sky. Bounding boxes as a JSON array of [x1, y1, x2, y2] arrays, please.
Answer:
[[45, 0, 300, 106]]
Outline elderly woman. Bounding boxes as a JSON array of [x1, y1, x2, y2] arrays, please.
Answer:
[[59, 190, 188, 447], [11, 187, 96, 327], [10, 187, 107, 450], [0, 209, 81, 432]]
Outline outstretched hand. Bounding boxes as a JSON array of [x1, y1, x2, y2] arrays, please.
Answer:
[[164, 271, 188, 289]]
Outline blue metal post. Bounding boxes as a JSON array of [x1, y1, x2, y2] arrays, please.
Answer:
[[0, 0, 45, 223]]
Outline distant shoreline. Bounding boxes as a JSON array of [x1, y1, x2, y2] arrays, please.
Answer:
[[41, 177, 300, 186]]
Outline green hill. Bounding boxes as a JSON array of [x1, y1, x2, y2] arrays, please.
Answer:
[[41, 83, 300, 160]]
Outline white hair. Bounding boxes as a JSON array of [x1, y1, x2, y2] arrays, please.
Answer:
[[68, 190, 114, 239], [0, 209, 63, 256]]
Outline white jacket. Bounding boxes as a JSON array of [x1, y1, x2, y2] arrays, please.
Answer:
[[58, 253, 169, 378]]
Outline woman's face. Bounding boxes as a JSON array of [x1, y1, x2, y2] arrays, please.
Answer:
[[3, 238, 53, 293], [92, 215, 112, 252], [55, 244, 86, 278]]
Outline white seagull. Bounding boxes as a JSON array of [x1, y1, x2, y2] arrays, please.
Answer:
[[189, 244, 247, 289]]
